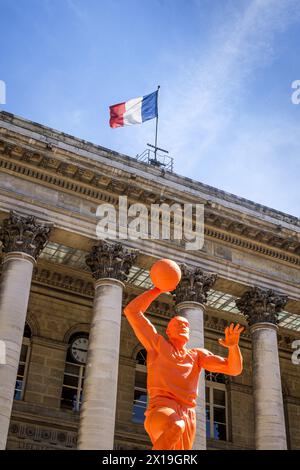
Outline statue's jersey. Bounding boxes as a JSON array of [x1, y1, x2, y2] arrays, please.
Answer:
[[147, 337, 200, 407], [124, 306, 201, 408]]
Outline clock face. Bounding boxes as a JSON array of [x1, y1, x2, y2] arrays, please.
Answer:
[[70, 336, 88, 364]]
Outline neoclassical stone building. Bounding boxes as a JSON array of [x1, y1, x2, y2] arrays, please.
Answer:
[[0, 111, 299, 450]]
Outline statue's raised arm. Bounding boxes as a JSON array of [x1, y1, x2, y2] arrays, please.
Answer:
[[123, 287, 162, 352]]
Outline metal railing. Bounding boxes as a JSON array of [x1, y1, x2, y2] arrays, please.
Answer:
[[136, 148, 174, 172]]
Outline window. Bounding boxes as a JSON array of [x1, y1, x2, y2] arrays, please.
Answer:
[[132, 349, 147, 424], [14, 323, 32, 401], [205, 371, 228, 441], [61, 333, 88, 412]]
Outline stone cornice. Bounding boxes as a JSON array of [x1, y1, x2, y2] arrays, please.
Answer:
[[0, 132, 299, 267], [205, 226, 300, 265]]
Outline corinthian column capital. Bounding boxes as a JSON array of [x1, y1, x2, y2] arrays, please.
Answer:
[[236, 287, 287, 326], [86, 241, 138, 281], [0, 211, 51, 260], [173, 264, 217, 305]]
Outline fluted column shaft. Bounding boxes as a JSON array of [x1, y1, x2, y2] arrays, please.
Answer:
[[175, 301, 206, 450], [236, 287, 287, 450], [251, 323, 287, 449], [78, 278, 124, 449], [0, 212, 50, 449], [0, 253, 35, 449], [78, 241, 137, 450]]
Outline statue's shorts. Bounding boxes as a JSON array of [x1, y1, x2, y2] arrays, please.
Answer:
[[144, 397, 196, 450]]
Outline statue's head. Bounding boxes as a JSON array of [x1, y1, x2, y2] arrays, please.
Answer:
[[166, 316, 190, 346]]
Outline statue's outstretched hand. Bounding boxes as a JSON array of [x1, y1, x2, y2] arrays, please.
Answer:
[[218, 323, 244, 348]]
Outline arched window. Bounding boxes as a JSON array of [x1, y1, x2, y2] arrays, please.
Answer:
[[132, 349, 147, 424], [61, 333, 89, 412], [205, 371, 228, 441], [14, 323, 32, 400]]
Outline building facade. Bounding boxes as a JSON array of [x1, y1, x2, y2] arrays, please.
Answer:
[[0, 111, 299, 450]]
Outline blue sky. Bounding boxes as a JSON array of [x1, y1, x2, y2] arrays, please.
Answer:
[[1, 0, 299, 217]]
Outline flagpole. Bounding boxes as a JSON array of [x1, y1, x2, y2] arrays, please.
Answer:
[[154, 85, 160, 162]]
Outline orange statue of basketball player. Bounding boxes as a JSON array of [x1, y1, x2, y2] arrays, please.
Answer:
[[124, 260, 244, 450]]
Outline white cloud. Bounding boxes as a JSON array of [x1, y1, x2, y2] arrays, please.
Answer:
[[123, 0, 300, 215]]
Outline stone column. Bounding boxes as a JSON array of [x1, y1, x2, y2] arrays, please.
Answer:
[[0, 212, 50, 449], [78, 241, 137, 450], [236, 287, 287, 450], [174, 264, 217, 450]]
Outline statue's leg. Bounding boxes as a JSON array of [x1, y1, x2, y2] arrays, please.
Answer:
[[144, 406, 185, 450]]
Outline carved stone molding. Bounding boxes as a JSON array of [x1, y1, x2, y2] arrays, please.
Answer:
[[204, 227, 300, 265], [236, 287, 288, 326], [173, 264, 217, 305], [86, 241, 138, 281], [8, 420, 77, 449], [0, 211, 51, 259], [33, 266, 94, 296]]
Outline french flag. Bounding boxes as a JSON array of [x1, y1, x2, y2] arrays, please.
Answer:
[[109, 91, 158, 128]]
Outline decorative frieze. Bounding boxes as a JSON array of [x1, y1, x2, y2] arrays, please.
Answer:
[[86, 241, 138, 281], [0, 211, 51, 259], [174, 264, 217, 305], [8, 420, 77, 449], [236, 287, 287, 326]]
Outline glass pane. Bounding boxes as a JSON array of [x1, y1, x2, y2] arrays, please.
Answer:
[[132, 403, 146, 424], [65, 363, 80, 375], [17, 364, 25, 377], [136, 350, 147, 365], [214, 422, 227, 441], [15, 379, 23, 390], [61, 386, 76, 399], [132, 390, 147, 424], [14, 388, 23, 401], [20, 345, 28, 362], [134, 390, 147, 404], [64, 374, 79, 387], [23, 323, 32, 338], [215, 374, 226, 384], [135, 371, 147, 389], [14, 379, 23, 400], [214, 389, 225, 406], [61, 386, 77, 409], [205, 371, 211, 381], [205, 405, 210, 420], [206, 418, 211, 439], [214, 407, 226, 424], [73, 393, 82, 412], [205, 387, 209, 403]]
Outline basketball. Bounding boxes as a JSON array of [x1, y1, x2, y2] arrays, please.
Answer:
[[150, 259, 181, 292]]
